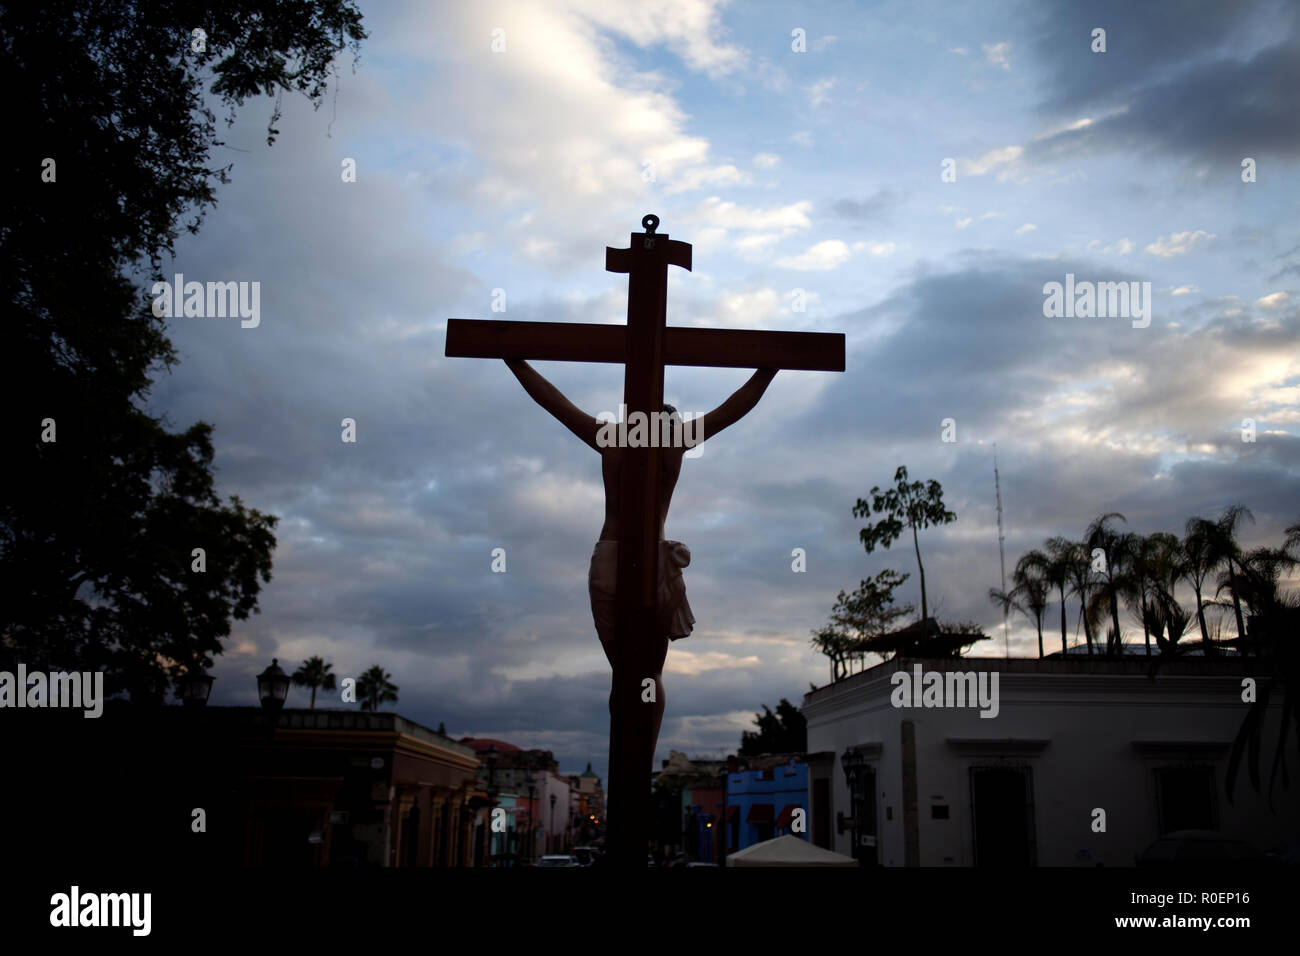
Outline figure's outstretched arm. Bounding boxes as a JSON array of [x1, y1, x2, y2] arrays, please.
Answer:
[[504, 359, 602, 451], [699, 368, 778, 442]]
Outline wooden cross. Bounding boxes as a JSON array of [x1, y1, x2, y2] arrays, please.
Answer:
[[446, 214, 844, 866]]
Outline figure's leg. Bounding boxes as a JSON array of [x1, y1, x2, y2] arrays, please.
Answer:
[[590, 541, 617, 712], [602, 631, 669, 752], [600, 634, 616, 717], [649, 633, 669, 752]]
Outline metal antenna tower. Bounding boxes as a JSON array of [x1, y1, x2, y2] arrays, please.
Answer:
[[994, 444, 1009, 658]]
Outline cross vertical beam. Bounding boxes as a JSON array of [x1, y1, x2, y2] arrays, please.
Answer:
[[603, 214, 691, 867]]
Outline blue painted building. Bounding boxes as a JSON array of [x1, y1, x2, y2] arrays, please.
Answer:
[[682, 788, 721, 863], [726, 757, 808, 853]]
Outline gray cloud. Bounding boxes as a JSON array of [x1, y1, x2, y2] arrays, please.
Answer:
[[1024, 0, 1300, 163], [830, 187, 906, 221]]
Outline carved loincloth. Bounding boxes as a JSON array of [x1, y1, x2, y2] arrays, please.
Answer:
[[588, 539, 696, 643]]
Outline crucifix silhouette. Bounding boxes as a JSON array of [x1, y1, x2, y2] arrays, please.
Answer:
[[446, 215, 844, 866]]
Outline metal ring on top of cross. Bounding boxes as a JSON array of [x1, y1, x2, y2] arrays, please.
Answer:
[[642, 214, 659, 235]]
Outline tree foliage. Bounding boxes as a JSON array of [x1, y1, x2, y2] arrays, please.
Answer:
[[357, 665, 398, 713], [0, 1, 366, 700], [739, 698, 807, 756], [989, 550, 1051, 658], [811, 569, 913, 677], [830, 569, 914, 635], [1085, 512, 1128, 656], [853, 466, 957, 626], [292, 655, 337, 708]]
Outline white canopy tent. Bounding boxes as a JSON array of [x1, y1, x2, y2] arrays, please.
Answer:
[[726, 835, 858, 867]]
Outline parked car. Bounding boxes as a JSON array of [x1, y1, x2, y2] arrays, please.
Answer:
[[572, 846, 600, 866], [535, 854, 580, 867]]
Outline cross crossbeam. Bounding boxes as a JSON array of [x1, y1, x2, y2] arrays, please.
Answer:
[[445, 319, 845, 371]]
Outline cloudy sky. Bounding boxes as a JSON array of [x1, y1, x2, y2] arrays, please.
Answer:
[[148, 0, 1300, 784]]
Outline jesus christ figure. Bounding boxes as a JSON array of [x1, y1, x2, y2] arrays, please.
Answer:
[[504, 359, 778, 752]]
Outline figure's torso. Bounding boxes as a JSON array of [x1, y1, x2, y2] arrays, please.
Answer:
[[598, 446, 682, 541]]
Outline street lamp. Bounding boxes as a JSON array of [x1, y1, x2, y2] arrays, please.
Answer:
[[256, 658, 290, 715], [177, 667, 214, 708], [550, 793, 556, 855]]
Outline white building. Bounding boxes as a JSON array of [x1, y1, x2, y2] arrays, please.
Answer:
[[803, 655, 1298, 866]]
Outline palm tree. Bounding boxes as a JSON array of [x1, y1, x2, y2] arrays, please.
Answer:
[[1063, 540, 1098, 655], [1148, 534, 1193, 653], [1120, 532, 1153, 656], [1041, 536, 1075, 656], [356, 665, 399, 712], [1232, 546, 1299, 626], [1282, 517, 1300, 561], [1121, 532, 1182, 657], [989, 552, 1051, 658], [1225, 535, 1300, 806], [1150, 588, 1196, 656], [1204, 505, 1254, 653], [291, 655, 337, 709], [1085, 513, 1129, 656], [1089, 591, 1119, 656], [1182, 517, 1222, 654]]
